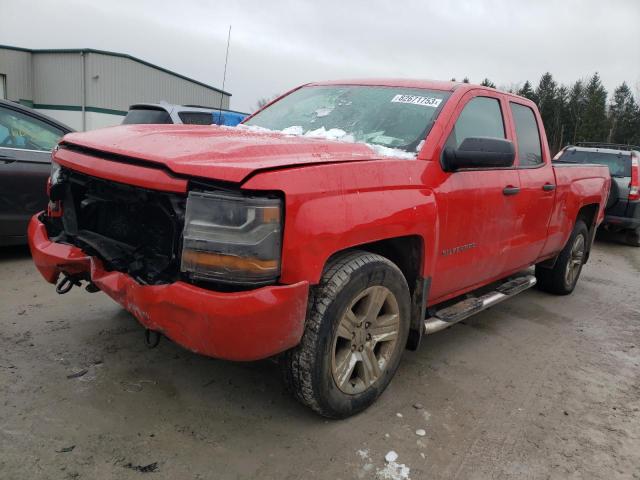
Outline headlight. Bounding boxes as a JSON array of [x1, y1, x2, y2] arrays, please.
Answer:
[[180, 191, 282, 285], [50, 159, 62, 186]]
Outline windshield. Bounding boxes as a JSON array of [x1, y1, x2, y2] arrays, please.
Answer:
[[122, 108, 172, 125], [245, 85, 450, 151], [555, 149, 631, 177]]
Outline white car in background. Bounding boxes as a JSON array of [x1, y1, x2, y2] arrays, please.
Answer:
[[122, 102, 247, 126]]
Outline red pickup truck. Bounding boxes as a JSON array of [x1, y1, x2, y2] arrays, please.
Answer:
[[29, 80, 610, 418]]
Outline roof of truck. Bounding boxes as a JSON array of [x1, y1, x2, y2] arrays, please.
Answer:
[[307, 79, 535, 103], [310, 78, 462, 91]]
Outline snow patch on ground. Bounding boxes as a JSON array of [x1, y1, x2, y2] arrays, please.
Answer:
[[357, 448, 370, 460], [378, 451, 411, 480]]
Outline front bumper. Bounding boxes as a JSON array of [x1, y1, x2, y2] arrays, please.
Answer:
[[28, 215, 309, 361]]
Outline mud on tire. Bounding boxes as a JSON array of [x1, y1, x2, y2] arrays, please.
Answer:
[[280, 250, 411, 418]]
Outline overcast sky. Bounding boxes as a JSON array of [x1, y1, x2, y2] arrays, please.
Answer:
[[3, 0, 639, 112]]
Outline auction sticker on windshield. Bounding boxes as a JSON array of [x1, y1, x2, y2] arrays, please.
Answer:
[[391, 94, 442, 108]]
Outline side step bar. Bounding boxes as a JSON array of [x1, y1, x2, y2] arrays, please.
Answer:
[[424, 274, 537, 334]]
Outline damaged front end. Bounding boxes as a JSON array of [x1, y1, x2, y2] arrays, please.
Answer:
[[46, 167, 186, 285], [30, 160, 308, 361]]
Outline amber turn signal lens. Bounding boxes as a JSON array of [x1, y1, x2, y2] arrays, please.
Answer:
[[262, 205, 281, 223], [182, 250, 278, 274]]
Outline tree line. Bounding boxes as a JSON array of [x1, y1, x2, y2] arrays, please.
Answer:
[[455, 73, 640, 155]]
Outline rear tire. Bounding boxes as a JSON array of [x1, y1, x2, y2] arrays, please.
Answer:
[[625, 227, 640, 247], [280, 250, 411, 418], [535, 220, 589, 295]]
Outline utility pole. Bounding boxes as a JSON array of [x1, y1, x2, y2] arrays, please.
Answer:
[[218, 25, 231, 123]]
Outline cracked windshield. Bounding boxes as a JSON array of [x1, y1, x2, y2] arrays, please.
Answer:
[[245, 85, 450, 152]]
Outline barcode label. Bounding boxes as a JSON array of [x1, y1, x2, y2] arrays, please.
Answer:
[[391, 94, 442, 108]]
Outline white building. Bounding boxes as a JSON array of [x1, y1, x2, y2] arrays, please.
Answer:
[[0, 45, 231, 130]]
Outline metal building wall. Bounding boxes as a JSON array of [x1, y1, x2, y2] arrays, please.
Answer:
[[32, 52, 83, 107], [0, 48, 33, 102], [1, 45, 231, 130], [86, 53, 229, 112]]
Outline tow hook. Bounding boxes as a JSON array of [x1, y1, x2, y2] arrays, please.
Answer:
[[55, 273, 83, 294], [144, 329, 162, 349]]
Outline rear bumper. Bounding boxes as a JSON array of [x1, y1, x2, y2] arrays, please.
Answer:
[[603, 215, 640, 229], [604, 200, 640, 230], [28, 215, 309, 361]]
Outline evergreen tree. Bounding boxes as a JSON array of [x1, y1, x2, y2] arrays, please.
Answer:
[[579, 73, 608, 142], [567, 80, 587, 145], [517, 81, 536, 102], [480, 78, 496, 88], [478, 73, 639, 149], [608, 82, 640, 145], [535, 73, 561, 152]]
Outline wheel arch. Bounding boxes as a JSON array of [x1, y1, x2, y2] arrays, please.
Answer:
[[577, 203, 599, 263], [322, 235, 428, 351]]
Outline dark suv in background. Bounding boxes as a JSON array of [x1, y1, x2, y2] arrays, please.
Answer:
[[554, 143, 640, 246]]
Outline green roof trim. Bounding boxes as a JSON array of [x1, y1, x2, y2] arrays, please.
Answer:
[[0, 44, 231, 97], [34, 103, 128, 116]]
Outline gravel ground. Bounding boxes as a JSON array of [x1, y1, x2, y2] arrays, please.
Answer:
[[1, 237, 638, 479]]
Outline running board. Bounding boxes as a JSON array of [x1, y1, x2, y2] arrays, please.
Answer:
[[424, 274, 537, 334]]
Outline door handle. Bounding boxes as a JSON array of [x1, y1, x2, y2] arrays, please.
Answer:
[[542, 183, 556, 191], [503, 186, 520, 196]]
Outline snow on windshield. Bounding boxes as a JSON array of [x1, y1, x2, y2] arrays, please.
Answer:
[[243, 85, 449, 157], [237, 124, 417, 159]]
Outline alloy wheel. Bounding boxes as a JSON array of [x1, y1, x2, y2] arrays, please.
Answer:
[[565, 233, 585, 287], [331, 285, 400, 395]]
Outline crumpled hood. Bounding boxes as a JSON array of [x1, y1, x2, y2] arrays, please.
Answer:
[[61, 124, 389, 183]]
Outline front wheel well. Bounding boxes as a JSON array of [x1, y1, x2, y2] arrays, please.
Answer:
[[324, 236, 424, 296], [322, 235, 427, 350]]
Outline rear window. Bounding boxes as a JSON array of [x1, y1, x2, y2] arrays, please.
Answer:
[[178, 112, 214, 125], [122, 109, 172, 125], [555, 150, 631, 177]]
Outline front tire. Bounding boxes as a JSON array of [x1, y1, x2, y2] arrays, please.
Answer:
[[280, 251, 411, 418], [535, 220, 589, 295]]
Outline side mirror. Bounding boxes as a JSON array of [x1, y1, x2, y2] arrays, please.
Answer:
[[442, 137, 515, 171]]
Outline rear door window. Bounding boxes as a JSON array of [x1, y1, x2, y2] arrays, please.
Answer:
[[510, 103, 542, 166], [122, 109, 172, 125], [178, 112, 214, 125], [555, 150, 631, 177], [446, 96, 506, 149]]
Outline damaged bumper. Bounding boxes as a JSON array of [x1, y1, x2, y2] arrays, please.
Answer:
[[28, 215, 309, 361]]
